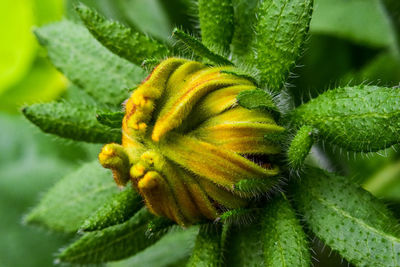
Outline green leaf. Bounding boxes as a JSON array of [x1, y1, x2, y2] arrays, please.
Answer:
[[231, 0, 258, 61], [96, 111, 124, 129], [58, 207, 160, 264], [311, 0, 397, 49], [25, 161, 119, 233], [187, 224, 223, 267], [225, 221, 264, 266], [198, 0, 234, 53], [110, 226, 199, 267], [172, 28, 233, 66], [237, 89, 278, 113], [81, 186, 143, 231], [287, 125, 314, 169], [262, 196, 311, 267], [254, 0, 313, 91], [291, 85, 400, 152], [114, 0, 172, 41], [218, 208, 257, 225], [146, 216, 175, 237], [294, 167, 400, 266], [23, 101, 121, 143], [76, 4, 169, 66], [234, 178, 279, 198], [34, 20, 146, 107]]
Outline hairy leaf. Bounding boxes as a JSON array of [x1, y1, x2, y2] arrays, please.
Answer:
[[218, 208, 258, 225], [172, 28, 233, 66], [187, 224, 223, 267], [231, 0, 258, 60], [262, 196, 311, 267], [96, 111, 124, 129], [76, 4, 169, 66], [198, 0, 234, 53], [254, 0, 313, 91], [114, 0, 172, 41], [291, 85, 400, 151], [58, 208, 159, 264], [237, 89, 278, 114], [295, 167, 400, 266], [225, 221, 264, 266], [234, 178, 279, 198], [34, 20, 145, 107], [25, 161, 118, 233], [287, 125, 314, 169], [81, 186, 143, 231], [23, 102, 121, 143], [111, 226, 199, 267]]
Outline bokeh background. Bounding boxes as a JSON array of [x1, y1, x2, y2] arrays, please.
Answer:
[[0, 0, 399, 266]]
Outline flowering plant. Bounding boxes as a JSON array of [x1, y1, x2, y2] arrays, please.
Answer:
[[23, 1, 400, 266]]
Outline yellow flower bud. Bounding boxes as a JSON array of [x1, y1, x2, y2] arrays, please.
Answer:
[[99, 58, 284, 226]]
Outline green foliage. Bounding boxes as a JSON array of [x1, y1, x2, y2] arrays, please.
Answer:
[[287, 125, 314, 169], [262, 196, 311, 267], [111, 226, 199, 267], [254, 0, 313, 91], [198, 0, 234, 53], [292, 85, 400, 152], [17, 0, 400, 266], [172, 28, 233, 65], [58, 207, 159, 264], [234, 178, 279, 197], [96, 111, 125, 129], [225, 222, 264, 266], [76, 4, 169, 66], [237, 89, 279, 114], [0, 114, 90, 266], [231, 0, 258, 60], [25, 161, 119, 233], [187, 224, 223, 267], [23, 102, 121, 143], [295, 167, 400, 266], [81, 186, 143, 231], [34, 20, 145, 107], [114, 0, 172, 41]]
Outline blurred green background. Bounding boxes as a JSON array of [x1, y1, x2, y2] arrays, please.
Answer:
[[0, 0, 399, 266]]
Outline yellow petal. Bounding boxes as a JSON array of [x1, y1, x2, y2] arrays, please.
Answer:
[[140, 150, 201, 223], [98, 143, 130, 187], [196, 177, 248, 209], [186, 84, 256, 128], [138, 171, 188, 226], [160, 133, 278, 188], [178, 169, 220, 220], [124, 58, 187, 135], [152, 76, 254, 141]]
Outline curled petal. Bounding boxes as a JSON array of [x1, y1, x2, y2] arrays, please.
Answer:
[[138, 171, 188, 226], [152, 70, 254, 141], [160, 133, 279, 189], [190, 107, 284, 154], [98, 143, 130, 187], [187, 84, 256, 128]]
